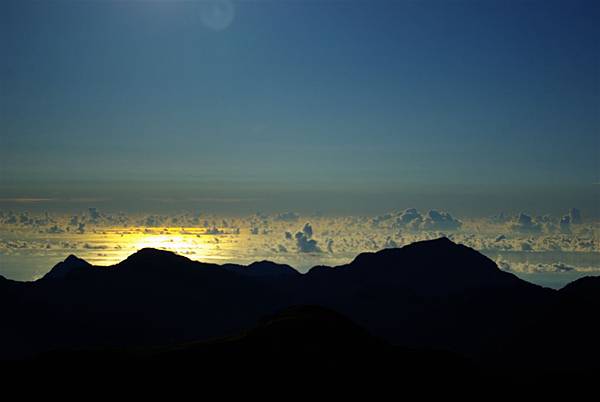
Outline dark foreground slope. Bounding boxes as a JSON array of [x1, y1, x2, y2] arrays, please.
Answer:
[[4, 305, 597, 396], [9, 306, 488, 394], [1, 238, 599, 383]]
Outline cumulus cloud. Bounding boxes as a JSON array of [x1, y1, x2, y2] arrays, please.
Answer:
[[46, 225, 65, 234], [395, 208, 422, 227], [511, 213, 542, 234], [520, 242, 533, 251], [295, 232, 321, 253], [559, 215, 571, 234], [83, 243, 108, 250], [498, 260, 580, 274], [570, 208, 582, 224], [274, 212, 300, 222], [326, 239, 334, 253], [371, 213, 394, 226], [3, 213, 17, 224], [205, 227, 224, 235], [143, 215, 166, 227], [0, 211, 52, 228], [489, 212, 510, 224], [554, 208, 583, 234], [420, 210, 462, 231], [383, 237, 398, 248], [388, 208, 462, 231], [88, 207, 101, 222], [302, 223, 313, 238], [76, 222, 86, 234], [294, 222, 321, 253]]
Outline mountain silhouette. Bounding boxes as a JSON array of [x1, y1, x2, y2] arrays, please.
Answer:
[[1, 237, 598, 386], [40, 254, 92, 280], [559, 275, 600, 300], [17, 305, 485, 392], [223, 260, 301, 278]]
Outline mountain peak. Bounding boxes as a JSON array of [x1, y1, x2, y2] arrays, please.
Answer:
[[429, 236, 454, 244], [117, 248, 195, 273], [231, 260, 301, 277], [559, 276, 600, 300], [402, 236, 457, 250], [351, 237, 460, 264], [123, 248, 186, 262], [64, 254, 86, 264], [133, 247, 179, 257], [42, 254, 92, 280], [317, 236, 536, 296]]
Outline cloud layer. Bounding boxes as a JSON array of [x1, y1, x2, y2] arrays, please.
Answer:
[[1, 207, 597, 285]]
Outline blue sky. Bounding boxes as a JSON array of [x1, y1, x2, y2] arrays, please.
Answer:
[[1, 0, 598, 216]]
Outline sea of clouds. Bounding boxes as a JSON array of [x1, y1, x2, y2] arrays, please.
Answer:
[[1, 207, 598, 285]]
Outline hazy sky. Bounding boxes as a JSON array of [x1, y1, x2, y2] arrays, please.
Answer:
[[1, 0, 598, 216]]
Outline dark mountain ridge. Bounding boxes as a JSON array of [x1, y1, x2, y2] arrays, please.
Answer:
[[1, 237, 598, 379]]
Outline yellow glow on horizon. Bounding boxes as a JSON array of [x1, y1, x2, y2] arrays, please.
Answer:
[[132, 233, 207, 256], [78, 226, 231, 267]]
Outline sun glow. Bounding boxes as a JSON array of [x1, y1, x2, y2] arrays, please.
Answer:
[[131, 232, 209, 257], [69, 227, 232, 267]]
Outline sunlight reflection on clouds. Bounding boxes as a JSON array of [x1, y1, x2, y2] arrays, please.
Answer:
[[0, 209, 598, 288]]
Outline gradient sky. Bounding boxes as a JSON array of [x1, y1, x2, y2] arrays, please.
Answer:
[[1, 0, 598, 216]]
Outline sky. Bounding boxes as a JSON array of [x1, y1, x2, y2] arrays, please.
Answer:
[[1, 0, 598, 217], [0, 1, 599, 284]]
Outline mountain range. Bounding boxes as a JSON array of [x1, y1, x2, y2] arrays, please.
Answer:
[[1, 237, 598, 389]]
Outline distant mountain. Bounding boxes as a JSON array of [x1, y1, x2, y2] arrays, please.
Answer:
[[223, 260, 301, 278], [559, 275, 600, 301], [1, 237, 598, 379]]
